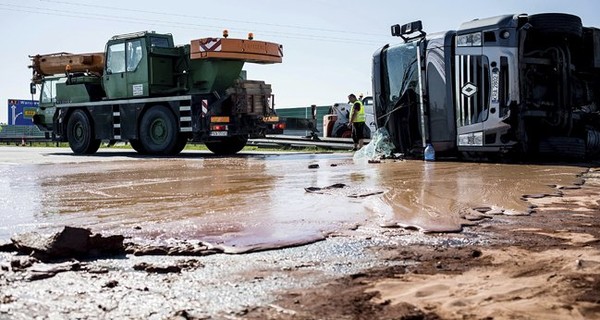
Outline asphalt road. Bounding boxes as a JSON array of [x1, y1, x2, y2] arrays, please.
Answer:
[[0, 146, 593, 319], [0, 146, 398, 318]]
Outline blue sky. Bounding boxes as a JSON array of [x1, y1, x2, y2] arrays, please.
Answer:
[[1, 0, 598, 124]]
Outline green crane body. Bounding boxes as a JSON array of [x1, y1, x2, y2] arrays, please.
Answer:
[[29, 31, 284, 155]]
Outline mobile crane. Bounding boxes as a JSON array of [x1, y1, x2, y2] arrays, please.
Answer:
[[30, 31, 285, 155]]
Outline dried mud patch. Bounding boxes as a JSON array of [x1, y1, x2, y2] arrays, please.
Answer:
[[243, 246, 490, 319], [243, 265, 441, 320]]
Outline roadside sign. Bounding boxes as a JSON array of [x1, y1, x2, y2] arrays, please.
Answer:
[[7, 99, 38, 125]]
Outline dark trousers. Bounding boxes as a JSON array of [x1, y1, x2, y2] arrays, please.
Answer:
[[351, 122, 365, 144]]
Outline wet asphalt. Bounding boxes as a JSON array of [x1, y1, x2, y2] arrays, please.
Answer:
[[0, 146, 587, 318]]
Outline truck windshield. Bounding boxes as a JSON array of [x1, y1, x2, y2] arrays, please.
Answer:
[[377, 41, 425, 153], [379, 42, 421, 125], [40, 78, 66, 104]]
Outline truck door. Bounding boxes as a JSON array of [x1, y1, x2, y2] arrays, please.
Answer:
[[125, 39, 148, 97], [104, 42, 128, 99], [104, 39, 148, 99], [455, 42, 490, 148]]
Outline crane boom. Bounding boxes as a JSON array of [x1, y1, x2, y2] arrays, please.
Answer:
[[29, 52, 105, 83]]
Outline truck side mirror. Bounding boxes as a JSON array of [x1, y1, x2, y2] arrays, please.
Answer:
[[401, 21, 423, 35], [391, 20, 426, 42], [391, 24, 402, 37], [30, 82, 36, 95]]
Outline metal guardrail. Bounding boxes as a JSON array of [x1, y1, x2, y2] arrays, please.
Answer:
[[0, 125, 50, 145], [248, 134, 367, 150], [0, 125, 46, 137], [0, 126, 358, 150]]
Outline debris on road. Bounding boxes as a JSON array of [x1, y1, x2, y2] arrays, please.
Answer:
[[10, 226, 124, 261], [353, 128, 396, 162], [304, 183, 346, 193], [133, 259, 204, 274], [305, 183, 385, 198], [126, 242, 224, 257]]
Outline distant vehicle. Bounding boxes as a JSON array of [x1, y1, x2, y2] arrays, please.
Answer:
[[372, 13, 600, 160], [323, 96, 376, 138], [29, 31, 285, 155]]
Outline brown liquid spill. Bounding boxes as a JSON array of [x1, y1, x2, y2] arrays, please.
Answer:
[[0, 154, 586, 249], [370, 161, 584, 232]]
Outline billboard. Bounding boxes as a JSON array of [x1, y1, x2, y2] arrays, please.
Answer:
[[7, 99, 38, 125]]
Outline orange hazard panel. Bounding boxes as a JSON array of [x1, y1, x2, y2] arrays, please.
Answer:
[[190, 38, 283, 64]]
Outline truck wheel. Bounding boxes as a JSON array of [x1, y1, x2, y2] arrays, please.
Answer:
[[529, 13, 583, 38], [139, 105, 178, 155], [205, 135, 248, 155], [168, 135, 188, 155], [129, 139, 147, 155], [67, 109, 101, 154], [538, 137, 586, 160]]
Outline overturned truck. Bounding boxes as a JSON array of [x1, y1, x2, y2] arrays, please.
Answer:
[[372, 13, 600, 160]]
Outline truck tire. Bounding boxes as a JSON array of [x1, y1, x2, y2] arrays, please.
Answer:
[[528, 13, 583, 38], [67, 109, 101, 154], [129, 139, 147, 155], [168, 135, 188, 155], [538, 137, 586, 160], [139, 105, 178, 155], [205, 135, 248, 155]]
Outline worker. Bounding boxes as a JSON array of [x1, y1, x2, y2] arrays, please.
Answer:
[[347, 93, 366, 151]]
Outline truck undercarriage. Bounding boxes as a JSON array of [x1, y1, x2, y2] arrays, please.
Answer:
[[515, 14, 600, 159]]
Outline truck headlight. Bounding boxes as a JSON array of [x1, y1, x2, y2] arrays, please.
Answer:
[[457, 32, 482, 47]]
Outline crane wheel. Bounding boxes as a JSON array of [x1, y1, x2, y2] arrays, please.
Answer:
[[67, 109, 101, 154], [129, 139, 147, 155], [139, 105, 178, 155], [205, 135, 248, 155]]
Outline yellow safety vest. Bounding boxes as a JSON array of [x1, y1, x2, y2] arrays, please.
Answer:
[[349, 99, 365, 123]]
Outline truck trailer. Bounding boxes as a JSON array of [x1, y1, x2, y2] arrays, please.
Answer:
[[30, 31, 285, 155], [372, 13, 600, 160]]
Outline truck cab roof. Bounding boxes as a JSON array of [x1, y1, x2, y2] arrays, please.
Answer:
[[108, 31, 174, 48]]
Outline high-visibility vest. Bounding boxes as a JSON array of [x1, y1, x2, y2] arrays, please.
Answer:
[[349, 99, 365, 123]]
